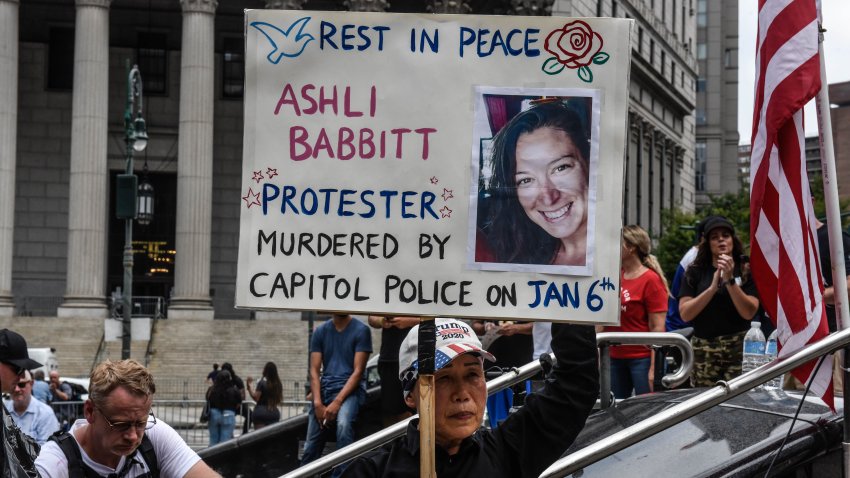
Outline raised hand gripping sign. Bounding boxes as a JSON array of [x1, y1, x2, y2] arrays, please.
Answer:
[[237, 10, 632, 324]]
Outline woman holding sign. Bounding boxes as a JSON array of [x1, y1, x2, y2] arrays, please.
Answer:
[[478, 100, 590, 267], [603, 225, 668, 398]]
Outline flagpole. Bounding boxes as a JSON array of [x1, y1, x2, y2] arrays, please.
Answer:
[[814, 18, 850, 477]]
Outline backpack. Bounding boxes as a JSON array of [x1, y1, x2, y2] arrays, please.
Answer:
[[48, 431, 159, 478], [63, 381, 88, 401]]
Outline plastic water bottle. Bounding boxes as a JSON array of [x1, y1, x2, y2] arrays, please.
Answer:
[[764, 329, 783, 390], [742, 321, 767, 376]]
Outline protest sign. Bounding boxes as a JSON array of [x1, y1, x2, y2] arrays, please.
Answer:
[[237, 10, 632, 323]]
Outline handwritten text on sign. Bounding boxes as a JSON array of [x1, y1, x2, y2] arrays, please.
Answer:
[[237, 11, 632, 323]]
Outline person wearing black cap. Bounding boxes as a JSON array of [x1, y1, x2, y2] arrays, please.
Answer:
[[0, 328, 44, 476], [678, 216, 761, 387], [0, 328, 43, 393]]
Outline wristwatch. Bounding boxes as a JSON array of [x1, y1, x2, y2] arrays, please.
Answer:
[[733, 276, 742, 286]]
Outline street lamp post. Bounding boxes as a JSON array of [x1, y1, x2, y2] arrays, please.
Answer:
[[119, 61, 148, 360]]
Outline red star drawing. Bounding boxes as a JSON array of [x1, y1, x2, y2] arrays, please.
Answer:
[[242, 188, 261, 208], [266, 167, 278, 179], [442, 188, 454, 201], [252, 170, 264, 183], [430, 176, 439, 184], [439, 205, 453, 218]]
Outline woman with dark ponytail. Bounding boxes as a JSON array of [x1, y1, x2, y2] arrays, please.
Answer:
[[247, 361, 283, 430]]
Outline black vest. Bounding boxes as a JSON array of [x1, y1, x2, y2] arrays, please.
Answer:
[[48, 431, 159, 478]]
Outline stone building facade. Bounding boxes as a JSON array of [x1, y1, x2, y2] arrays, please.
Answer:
[[1, 0, 696, 320], [693, 0, 739, 206]]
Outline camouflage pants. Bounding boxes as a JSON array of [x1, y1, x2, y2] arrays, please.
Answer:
[[690, 332, 746, 387]]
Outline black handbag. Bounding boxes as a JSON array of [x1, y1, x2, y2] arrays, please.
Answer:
[[199, 401, 211, 423]]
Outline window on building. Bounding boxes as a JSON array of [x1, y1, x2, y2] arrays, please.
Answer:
[[724, 48, 737, 68], [696, 108, 706, 125], [695, 141, 707, 192], [673, 0, 678, 35], [697, 43, 707, 60], [638, 28, 643, 54], [650, 39, 655, 65], [682, 6, 686, 37], [613, 0, 618, 17], [671, 61, 675, 84], [697, 0, 707, 27], [661, 51, 666, 76], [696, 78, 706, 92], [137, 32, 167, 95], [47, 27, 74, 90], [223, 37, 244, 98]]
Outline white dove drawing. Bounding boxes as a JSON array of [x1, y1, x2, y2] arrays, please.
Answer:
[[250, 17, 315, 64]]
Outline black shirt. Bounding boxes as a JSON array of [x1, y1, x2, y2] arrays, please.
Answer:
[[379, 326, 409, 363], [342, 323, 599, 478], [487, 322, 533, 370], [817, 224, 850, 332], [678, 265, 759, 339]]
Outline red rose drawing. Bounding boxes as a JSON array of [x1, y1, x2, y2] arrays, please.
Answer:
[[541, 21, 609, 82], [545, 20, 604, 69]]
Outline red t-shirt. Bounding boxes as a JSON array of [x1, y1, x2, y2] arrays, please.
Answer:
[[605, 268, 668, 359]]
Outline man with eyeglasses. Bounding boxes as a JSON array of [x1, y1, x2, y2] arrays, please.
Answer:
[[3, 369, 60, 445], [35, 359, 221, 478]]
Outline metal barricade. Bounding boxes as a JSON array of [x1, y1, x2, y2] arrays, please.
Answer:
[[49, 397, 310, 451]]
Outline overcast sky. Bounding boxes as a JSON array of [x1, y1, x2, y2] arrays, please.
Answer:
[[737, 0, 850, 144]]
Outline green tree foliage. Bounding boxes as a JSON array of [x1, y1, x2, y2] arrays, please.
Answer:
[[656, 208, 698, 283]]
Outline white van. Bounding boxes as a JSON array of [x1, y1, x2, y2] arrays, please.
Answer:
[[27, 347, 58, 377]]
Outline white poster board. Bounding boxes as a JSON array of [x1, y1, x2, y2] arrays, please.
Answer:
[[237, 10, 632, 324]]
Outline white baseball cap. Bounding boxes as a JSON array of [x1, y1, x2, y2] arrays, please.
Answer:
[[398, 318, 495, 396]]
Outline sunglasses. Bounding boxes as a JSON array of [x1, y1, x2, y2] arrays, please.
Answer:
[[14, 380, 31, 389]]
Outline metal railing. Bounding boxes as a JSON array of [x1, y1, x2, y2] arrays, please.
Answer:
[[283, 332, 696, 478], [597, 331, 694, 408], [109, 295, 167, 319], [539, 326, 850, 478], [51, 398, 310, 450], [14, 296, 63, 317]]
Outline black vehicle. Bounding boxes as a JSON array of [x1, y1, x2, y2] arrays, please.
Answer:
[[563, 388, 843, 477]]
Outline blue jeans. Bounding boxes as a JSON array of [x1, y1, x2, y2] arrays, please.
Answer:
[[300, 392, 361, 478], [208, 408, 236, 446], [610, 357, 652, 399]]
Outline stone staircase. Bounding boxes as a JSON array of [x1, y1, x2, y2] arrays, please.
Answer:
[[0, 316, 103, 377]]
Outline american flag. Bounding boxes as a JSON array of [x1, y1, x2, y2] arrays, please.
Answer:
[[749, 0, 833, 408]]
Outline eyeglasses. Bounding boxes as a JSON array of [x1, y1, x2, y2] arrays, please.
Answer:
[[1, 361, 25, 376], [14, 380, 31, 389], [94, 404, 157, 433]]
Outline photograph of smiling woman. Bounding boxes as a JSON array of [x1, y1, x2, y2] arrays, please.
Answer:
[[471, 90, 598, 275]]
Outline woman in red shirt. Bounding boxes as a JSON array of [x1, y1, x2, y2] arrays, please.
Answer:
[[605, 225, 669, 399]]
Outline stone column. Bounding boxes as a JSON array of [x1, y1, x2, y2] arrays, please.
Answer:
[[168, 0, 217, 320], [57, 0, 112, 319], [0, 0, 19, 317]]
